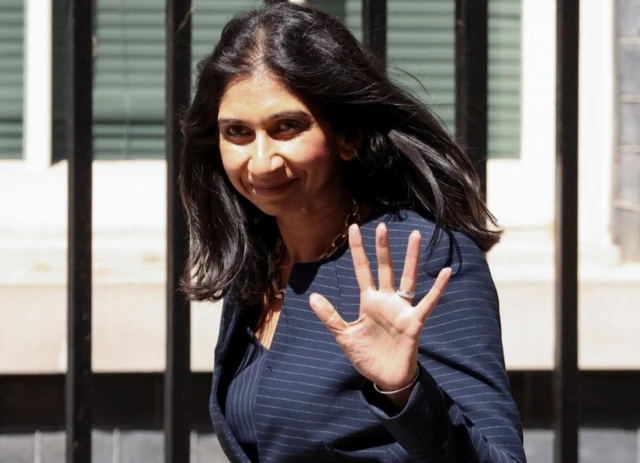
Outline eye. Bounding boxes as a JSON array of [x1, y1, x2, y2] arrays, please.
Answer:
[[224, 125, 251, 138], [276, 119, 303, 133]]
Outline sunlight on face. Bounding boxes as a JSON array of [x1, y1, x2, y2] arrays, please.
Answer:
[[217, 74, 352, 217]]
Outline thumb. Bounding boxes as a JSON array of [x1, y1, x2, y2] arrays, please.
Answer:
[[309, 293, 347, 336]]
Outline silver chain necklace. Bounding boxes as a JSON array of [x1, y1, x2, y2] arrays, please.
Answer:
[[271, 198, 360, 299]]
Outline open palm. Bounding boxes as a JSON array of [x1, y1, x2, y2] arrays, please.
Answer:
[[310, 223, 452, 392]]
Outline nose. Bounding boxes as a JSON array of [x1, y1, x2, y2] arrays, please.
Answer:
[[247, 132, 284, 178]]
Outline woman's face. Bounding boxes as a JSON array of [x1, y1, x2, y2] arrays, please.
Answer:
[[217, 73, 354, 217]]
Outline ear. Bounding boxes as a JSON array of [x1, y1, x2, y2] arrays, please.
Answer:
[[336, 130, 361, 162]]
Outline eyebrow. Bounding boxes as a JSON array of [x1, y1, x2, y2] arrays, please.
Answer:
[[217, 110, 311, 124]]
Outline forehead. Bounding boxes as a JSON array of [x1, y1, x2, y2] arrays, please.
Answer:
[[218, 74, 309, 119]]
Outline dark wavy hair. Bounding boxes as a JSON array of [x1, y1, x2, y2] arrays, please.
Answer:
[[179, 1, 501, 307]]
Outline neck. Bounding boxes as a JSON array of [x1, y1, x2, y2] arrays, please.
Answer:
[[276, 191, 355, 264]]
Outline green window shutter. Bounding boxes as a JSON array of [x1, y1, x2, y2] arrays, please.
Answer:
[[192, 1, 261, 73], [93, 0, 166, 159], [488, 0, 522, 159], [91, 0, 258, 160], [0, 0, 24, 160], [317, 0, 457, 139], [387, 1, 456, 134], [312, 0, 456, 129], [386, 0, 522, 160], [75, 0, 520, 161], [317, 0, 522, 160]]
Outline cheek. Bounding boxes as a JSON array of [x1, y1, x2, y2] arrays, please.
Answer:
[[284, 133, 336, 172], [219, 146, 246, 187]]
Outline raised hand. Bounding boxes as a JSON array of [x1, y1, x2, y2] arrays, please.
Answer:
[[309, 223, 451, 403]]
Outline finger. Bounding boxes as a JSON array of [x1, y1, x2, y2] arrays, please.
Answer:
[[375, 223, 395, 292], [348, 224, 375, 291], [398, 230, 422, 298], [415, 267, 452, 323], [309, 293, 348, 336]]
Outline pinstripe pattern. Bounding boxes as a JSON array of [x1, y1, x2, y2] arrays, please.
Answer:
[[225, 327, 266, 461], [210, 210, 526, 462]]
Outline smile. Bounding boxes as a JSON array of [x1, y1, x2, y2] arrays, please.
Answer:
[[250, 179, 297, 197]]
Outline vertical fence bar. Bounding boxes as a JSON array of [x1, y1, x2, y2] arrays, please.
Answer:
[[66, 0, 93, 461], [454, 0, 488, 197], [554, 0, 580, 461], [362, 0, 387, 71], [165, 0, 192, 462]]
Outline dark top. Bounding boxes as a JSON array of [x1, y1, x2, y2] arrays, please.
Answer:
[[210, 209, 526, 462]]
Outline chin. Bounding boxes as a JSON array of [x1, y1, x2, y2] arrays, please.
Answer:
[[249, 197, 295, 218]]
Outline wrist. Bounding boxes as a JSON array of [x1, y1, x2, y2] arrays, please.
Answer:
[[373, 368, 419, 395], [385, 387, 414, 410], [373, 367, 419, 410]]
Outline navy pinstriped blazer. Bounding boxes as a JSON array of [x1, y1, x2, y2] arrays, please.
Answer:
[[210, 210, 526, 462]]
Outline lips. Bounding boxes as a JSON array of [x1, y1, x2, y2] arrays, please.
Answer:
[[250, 179, 296, 197]]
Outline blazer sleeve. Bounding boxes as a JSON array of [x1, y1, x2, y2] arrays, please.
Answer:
[[359, 230, 526, 463]]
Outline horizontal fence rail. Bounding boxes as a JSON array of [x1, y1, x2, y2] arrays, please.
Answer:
[[3, 371, 639, 431]]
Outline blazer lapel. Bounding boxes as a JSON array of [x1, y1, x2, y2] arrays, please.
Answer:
[[209, 301, 253, 463]]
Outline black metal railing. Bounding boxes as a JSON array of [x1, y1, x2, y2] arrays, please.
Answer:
[[164, 1, 192, 462], [362, 0, 387, 74], [59, 0, 580, 462], [455, 0, 489, 196], [66, 0, 93, 461], [554, 0, 580, 461]]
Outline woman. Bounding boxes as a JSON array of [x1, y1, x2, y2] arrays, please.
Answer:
[[180, 2, 525, 462]]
